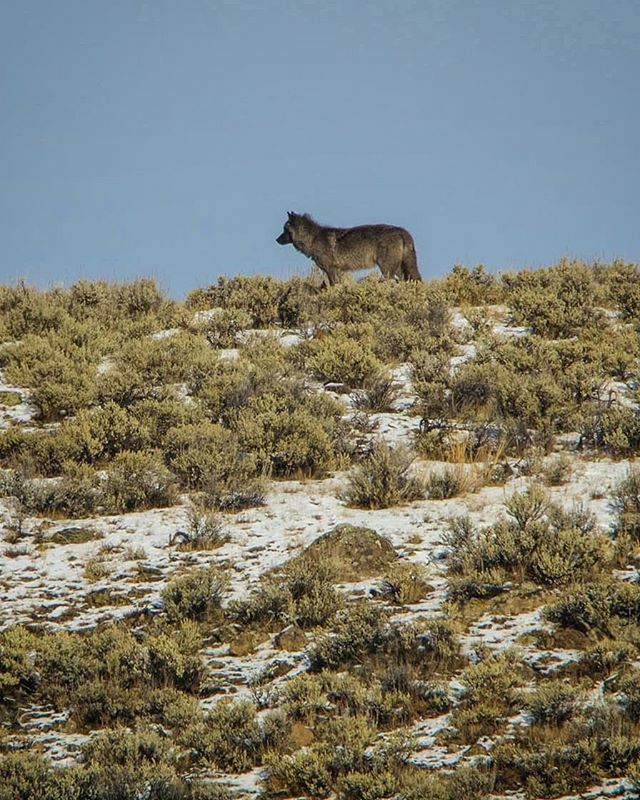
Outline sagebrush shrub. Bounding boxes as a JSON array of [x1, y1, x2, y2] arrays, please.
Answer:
[[611, 469, 640, 541], [381, 561, 431, 605], [61, 401, 149, 463], [351, 369, 400, 413], [180, 701, 289, 771], [103, 450, 178, 513], [265, 749, 331, 798], [342, 442, 425, 509], [187, 274, 285, 327], [504, 259, 605, 337], [308, 603, 389, 670], [580, 405, 640, 456], [163, 422, 255, 489], [410, 350, 451, 415], [523, 679, 580, 725], [608, 259, 640, 318], [200, 306, 252, 347], [162, 565, 230, 622], [0, 622, 205, 733], [228, 556, 342, 630], [542, 580, 636, 635], [235, 399, 339, 477], [444, 489, 609, 592], [440, 264, 502, 306], [303, 330, 383, 387], [619, 671, 640, 722]]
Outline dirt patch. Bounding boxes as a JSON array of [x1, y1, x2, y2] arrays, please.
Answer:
[[228, 629, 269, 657], [275, 624, 307, 651]]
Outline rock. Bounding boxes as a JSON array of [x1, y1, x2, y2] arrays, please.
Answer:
[[293, 524, 397, 581], [324, 382, 348, 393], [49, 527, 101, 545], [270, 660, 296, 678]]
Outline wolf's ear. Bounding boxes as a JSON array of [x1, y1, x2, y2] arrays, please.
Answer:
[[288, 211, 296, 220]]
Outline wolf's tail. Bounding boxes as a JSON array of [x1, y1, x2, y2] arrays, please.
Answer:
[[401, 232, 422, 281]]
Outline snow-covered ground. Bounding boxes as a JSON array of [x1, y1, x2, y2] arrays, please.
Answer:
[[2, 309, 639, 798]]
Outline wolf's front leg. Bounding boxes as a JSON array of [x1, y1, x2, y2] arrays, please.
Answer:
[[321, 264, 340, 287]]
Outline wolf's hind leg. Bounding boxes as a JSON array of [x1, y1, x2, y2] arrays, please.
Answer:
[[326, 266, 341, 286], [377, 257, 402, 281]]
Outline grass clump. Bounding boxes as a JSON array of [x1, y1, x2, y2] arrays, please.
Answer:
[[541, 453, 573, 485], [425, 464, 474, 499], [342, 442, 425, 509]]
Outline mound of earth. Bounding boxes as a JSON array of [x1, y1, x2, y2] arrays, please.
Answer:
[[297, 524, 397, 581]]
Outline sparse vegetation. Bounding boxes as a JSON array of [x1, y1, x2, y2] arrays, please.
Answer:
[[3, 266, 640, 798]]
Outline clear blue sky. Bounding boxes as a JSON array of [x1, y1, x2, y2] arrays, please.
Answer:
[[1, 0, 639, 297]]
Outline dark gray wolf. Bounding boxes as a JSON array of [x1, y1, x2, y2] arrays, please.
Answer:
[[276, 212, 422, 285]]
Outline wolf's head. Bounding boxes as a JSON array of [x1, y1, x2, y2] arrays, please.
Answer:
[[276, 211, 299, 245]]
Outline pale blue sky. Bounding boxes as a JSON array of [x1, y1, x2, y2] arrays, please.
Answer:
[[1, 0, 638, 297]]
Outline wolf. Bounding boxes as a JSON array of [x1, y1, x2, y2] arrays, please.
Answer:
[[276, 212, 422, 285]]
